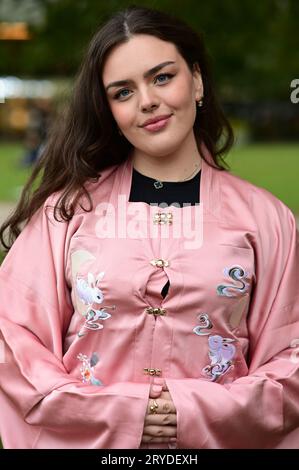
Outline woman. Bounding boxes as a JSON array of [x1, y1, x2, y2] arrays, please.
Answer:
[[0, 5, 298, 449]]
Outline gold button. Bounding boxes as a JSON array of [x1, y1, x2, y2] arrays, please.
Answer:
[[153, 213, 161, 224], [150, 258, 169, 268], [153, 212, 173, 225], [145, 307, 167, 316], [160, 212, 173, 225], [144, 368, 162, 376]]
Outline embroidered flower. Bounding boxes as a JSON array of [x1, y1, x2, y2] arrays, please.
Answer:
[[193, 313, 213, 336], [202, 334, 236, 382], [77, 352, 103, 386], [76, 271, 115, 337], [217, 265, 250, 297]]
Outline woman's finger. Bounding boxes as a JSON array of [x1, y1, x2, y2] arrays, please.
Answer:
[[150, 378, 169, 392], [152, 377, 168, 388], [147, 397, 176, 415], [143, 424, 177, 438], [149, 384, 163, 398], [141, 435, 177, 444], [144, 412, 177, 426]]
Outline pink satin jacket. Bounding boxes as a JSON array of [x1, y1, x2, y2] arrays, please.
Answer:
[[0, 149, 299, 449]]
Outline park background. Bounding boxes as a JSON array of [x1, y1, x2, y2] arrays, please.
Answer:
[[1, 0, 299, 222], [0, 0, 298, 447]]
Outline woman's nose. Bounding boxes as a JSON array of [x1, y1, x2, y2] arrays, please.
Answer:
[[139, 90, 159, 112]]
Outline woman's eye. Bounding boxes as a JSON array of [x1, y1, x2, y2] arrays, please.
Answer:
[[114, 89, 131, 100], [113, 73, 174, 100], [154, 73, 174, 84]]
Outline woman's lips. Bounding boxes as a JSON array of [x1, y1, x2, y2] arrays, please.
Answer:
[[142, 115, 172, 132]]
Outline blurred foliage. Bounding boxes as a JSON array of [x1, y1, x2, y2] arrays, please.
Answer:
[[0, 0, 299, 101]]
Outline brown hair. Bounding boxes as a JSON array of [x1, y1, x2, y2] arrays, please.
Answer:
[[0, 4, 233, 251]]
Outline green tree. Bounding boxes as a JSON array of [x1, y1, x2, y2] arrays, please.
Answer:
[[0, 0, 298, 101]]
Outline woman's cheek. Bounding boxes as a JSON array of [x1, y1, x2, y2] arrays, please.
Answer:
[[114, 104, 135, 130], [172, 76, 195, 107]]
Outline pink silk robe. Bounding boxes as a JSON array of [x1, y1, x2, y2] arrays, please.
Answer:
[[0, 148, 299, 449]]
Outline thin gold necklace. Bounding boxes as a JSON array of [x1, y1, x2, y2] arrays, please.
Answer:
[[153, 163, 200, 189]]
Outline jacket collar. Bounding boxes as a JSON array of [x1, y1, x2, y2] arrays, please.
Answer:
[[108, 143, 221, 222]]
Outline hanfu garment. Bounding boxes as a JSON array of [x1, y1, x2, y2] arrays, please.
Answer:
[[129, 166, 201, 301], [0, 146, 299, 449]]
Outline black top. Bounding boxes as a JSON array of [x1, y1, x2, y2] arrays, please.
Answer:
[[129, 168, 201, 207], [128, 167, 201, 299]]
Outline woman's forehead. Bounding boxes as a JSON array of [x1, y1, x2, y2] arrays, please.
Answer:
[[102, 35, 180, 80]]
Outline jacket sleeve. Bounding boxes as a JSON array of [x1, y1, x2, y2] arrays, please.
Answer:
[[0, 200, 149, 448], [165, 188, 299, 449]]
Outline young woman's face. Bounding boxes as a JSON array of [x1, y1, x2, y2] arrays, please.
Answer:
[[102, 34, 203, 157]]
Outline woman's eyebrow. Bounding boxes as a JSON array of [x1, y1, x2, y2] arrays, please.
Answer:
[[105, 60, 176, 91]]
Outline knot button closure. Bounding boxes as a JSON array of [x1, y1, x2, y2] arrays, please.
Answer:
[[146, 307, 167, 316], [144, 368, 162, 376], [150, 258, 169, 268], [153, 212, 173, 225]]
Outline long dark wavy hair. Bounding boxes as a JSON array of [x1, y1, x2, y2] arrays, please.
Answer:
[[0, 4, 234, 251]]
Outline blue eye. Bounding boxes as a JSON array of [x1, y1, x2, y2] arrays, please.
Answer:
[[113, 73, 174, 100], [154, 73, 174, 84], [114, 89, 130, 100]]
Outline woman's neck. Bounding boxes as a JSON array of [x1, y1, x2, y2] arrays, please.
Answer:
[[131, 136, 202, 183]]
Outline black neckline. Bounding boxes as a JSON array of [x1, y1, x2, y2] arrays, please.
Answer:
[[132, 167, 201, 186]]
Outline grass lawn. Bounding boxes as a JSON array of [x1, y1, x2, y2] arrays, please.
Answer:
[[0, 141, 31, 202], [227, 142, 299, 214], [1, 140, 299, 212]]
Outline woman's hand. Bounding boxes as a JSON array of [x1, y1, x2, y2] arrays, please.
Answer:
[[141, 379, 177, 445]]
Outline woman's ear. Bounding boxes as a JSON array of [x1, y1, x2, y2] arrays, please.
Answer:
[[193, 61, 200, 73], [192, 62, 203, 100]]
